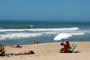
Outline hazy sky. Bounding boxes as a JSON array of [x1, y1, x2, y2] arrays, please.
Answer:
[[0, 0, 90, 21]]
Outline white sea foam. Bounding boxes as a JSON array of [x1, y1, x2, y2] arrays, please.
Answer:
[[0, 33, 42, 40], [0, 27, 86, 40], [0, 27, 79, 32], [0, 32, 85, 40], [70, 32, 85, 35]]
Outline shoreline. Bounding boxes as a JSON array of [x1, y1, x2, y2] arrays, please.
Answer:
[[1, 40, 90, 46]]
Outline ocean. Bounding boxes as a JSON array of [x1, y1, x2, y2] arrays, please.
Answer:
[[0, 20, 90, 45]]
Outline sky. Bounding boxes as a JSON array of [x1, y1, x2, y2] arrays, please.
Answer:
[[0, 0, 90, 21]]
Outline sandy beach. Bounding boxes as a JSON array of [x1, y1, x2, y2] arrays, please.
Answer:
[[0, 42, 90, 60]]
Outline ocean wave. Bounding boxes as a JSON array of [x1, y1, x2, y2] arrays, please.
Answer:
[[0, 33, 42, 40], [0, 27, 86, 40], [0, 27, 79, 32], [15, 24, 34, 28], [0, 31, 85, 40]]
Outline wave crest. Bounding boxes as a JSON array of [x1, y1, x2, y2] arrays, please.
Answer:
[[0, 33, 42, 40], [0, 27, 85, 40], [0, 27, 79, 32]]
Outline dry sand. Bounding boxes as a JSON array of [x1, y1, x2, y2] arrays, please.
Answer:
[[0, 42, 90, 60]]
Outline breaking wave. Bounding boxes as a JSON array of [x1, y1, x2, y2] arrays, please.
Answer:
[[0, 27, 79, 32], [0, 33, 42, 40], [0, 27, 86, 40], [0, 32, 85, 40]]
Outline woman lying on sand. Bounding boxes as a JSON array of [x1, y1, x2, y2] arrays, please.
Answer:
[[5, 50, 35, 57], [11, 45, 22, 48], [15, 50, 35, 55]]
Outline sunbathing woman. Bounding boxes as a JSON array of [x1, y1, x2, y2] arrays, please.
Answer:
[[15, 50, 35, 55], [60, 41, 72, 53]]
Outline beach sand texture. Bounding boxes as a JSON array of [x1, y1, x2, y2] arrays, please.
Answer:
[[0, 42, 90, 60]]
